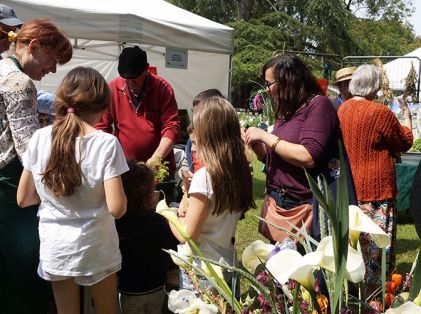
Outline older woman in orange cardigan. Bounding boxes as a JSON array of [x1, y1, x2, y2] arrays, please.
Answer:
[[338, 64, 413, 295]]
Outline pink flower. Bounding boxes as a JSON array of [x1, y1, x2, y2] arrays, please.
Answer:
[[257, 294, 271, 313], [253, 93, 263, 111], [256, 271, 270, 286]]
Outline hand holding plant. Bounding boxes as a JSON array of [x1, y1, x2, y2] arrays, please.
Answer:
[[144, 156, 170, 182]]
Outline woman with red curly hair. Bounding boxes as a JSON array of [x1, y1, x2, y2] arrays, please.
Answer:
[[0, 18, 72, 313]]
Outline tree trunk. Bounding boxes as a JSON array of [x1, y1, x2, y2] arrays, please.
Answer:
[[237, 0, 253, 21], [232, 84, 253, 109]]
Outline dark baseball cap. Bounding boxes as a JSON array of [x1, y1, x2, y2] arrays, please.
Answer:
[[118, 46, 149, 79], [0, 5, 22, 27]]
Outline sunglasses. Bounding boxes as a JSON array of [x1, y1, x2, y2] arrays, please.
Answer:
[[264, 80, 276, 89]]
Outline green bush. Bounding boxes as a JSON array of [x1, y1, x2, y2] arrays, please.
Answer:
[[409, 138, 421, 152]]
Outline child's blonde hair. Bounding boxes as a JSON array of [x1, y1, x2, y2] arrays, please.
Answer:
[[192, 97, 255, 215]]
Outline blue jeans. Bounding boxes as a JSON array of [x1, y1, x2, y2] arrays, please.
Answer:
[[268, 189, 311, 209]]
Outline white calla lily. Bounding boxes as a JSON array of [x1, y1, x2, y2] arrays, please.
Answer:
[[170, 243, 193, 270], [266, 249, 323, 291], [201, 258, 225, 280], [315, 236, 365, 283], [242, 240, 275, 273], [349, 205, 391, 248], [156, 198, 170, 212], [168, 289, 218, 314], [384, 301, 421, 313], [281, 284, 294, 300], [156, 199, 190, 239], [184, 298, 219, 314]]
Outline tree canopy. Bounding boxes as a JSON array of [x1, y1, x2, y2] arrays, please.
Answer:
[[168, 0, 418, 107]]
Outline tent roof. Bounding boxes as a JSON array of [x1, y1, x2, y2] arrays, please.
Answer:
[[383, 47, 421, 91], [3, 0, 234, 54]]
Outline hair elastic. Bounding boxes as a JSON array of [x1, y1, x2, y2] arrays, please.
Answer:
[[8, 31, 17, 43], [67, 107, 75, 113]]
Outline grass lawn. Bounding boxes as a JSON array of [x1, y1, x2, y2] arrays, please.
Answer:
[[235, 158, 420, 292]]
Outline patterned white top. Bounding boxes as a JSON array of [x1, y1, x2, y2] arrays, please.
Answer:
[[0, 57, 39, 169]]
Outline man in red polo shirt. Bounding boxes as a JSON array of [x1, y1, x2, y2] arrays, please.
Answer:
[[96, 46, 181, 174]]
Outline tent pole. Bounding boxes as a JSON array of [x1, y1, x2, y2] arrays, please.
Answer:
[[228, 54, 233, 102]]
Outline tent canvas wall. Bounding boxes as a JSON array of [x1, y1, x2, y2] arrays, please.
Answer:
[[2, 0, 234, 110], [383, 48, 421, 93]]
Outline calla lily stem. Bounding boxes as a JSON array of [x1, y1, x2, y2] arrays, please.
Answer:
[[292, 283, 300, 314]]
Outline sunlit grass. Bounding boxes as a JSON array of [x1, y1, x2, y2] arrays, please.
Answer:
[[396, 221, 419, 274]]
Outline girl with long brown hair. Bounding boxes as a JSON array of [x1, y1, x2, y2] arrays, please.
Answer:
[[17, 67, 128, 314], [170, 96, 255, 291]]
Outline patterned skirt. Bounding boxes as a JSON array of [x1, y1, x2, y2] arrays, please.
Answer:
[[358, 200, 397, 285]]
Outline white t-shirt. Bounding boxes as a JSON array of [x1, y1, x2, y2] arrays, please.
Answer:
[[22, 126, 129, 276], [188, 167, 242, 265]]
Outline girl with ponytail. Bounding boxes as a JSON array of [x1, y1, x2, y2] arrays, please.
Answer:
[[17, 67, 128, 314]]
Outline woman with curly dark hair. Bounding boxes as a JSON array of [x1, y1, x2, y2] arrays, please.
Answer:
[[245, 54, 339, 243]]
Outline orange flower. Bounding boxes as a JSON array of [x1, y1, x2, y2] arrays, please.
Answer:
[[385, 292, 394, 307], [392, 273, 403, 287], [317, 294, 329, 311], [385, 281, 396, 294]]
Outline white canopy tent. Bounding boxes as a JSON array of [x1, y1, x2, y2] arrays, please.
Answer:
[[383, 48, 421, 139], [383, 48, 421, 92], [2, 0, 234, 109]]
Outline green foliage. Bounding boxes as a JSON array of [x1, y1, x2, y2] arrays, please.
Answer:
[[238, 112, 260, 128], [409, 138, 421, 152], [167, 0, 417, 107], [410, 252, 421, 300], [228, 17, 283, 89], [167, 0, 235, 23], [155, 161, 170, 183], [349, 17, 419, 56], [139, 159, 170, 182], [346, 0, 414, 21]]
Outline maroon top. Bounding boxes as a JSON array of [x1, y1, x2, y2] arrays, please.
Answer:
[[96, 73, 181, 172], [267, 95, 339, 200]]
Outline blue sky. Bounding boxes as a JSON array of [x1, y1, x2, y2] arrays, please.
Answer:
[[409, 2, 421, 36]]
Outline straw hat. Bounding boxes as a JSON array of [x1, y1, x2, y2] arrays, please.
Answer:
[[335, 66, 357, 83]]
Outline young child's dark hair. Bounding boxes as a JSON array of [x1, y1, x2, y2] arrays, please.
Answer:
[[189, 89, 225, 134], [192, 89, 224, 107], [121, 160, 155, 216]]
